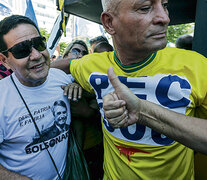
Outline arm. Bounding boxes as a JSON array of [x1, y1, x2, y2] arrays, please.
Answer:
[[70, 91, 99, 149], [103, 67, 207, 155], [50, 57, 72, 74], [70, 91, 97, 119], [0, 164, 30, 180]]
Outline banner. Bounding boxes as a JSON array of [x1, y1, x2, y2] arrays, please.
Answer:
[[47, 11, 69, 57], [25, 0, 38, 27], [0, 0, 12, 20], [58, 0, 66, 36]]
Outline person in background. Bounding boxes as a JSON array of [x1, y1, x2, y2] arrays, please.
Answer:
[[89, 35, 109, 53], [50, 44, 61, 62], [0, 61, 12, 79], [0, 15, 82, 180], [94, 41, 114, 53], [175, 34, 193, 50], [62, 40, 88, 59], [61, 39, 103, 180]]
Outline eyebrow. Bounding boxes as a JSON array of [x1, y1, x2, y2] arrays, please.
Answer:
[[131, 0, 151, 7]]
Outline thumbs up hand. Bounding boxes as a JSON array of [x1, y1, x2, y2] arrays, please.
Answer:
[[103, 67, 142, 128]]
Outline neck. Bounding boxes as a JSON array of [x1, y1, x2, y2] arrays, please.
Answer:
[[115, 50, 152, 66], [114, 48, 152, 66], [15, 74, 47, 87]]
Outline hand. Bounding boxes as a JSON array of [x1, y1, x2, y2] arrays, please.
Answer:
[[62, 82, 82, 101], [103, 67, 142, 128]]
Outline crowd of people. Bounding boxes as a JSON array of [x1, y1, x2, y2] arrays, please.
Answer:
[[0, 0, 207, 179]]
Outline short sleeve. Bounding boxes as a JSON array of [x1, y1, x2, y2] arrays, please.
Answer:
[[68, 74, 75, 82]]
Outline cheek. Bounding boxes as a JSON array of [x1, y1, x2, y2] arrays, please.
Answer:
[[43, 50, 50, 61], [7, 59, 25, 72], [43, 52, 50, 66]]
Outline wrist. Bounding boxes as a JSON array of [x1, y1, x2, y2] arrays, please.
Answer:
[[135, 98, 145, 125]]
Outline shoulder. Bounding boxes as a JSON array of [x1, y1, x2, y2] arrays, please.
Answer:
[[71, 51, 113, 65], [158, 47, 207, 64], [49, 68, 67, 75], [0, 75, 13, 90], [160, 47, 206, 58], [70, 51, 114, 73], [48, 68, 73, 83]]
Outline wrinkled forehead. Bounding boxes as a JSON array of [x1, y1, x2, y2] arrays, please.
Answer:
[[3, 24, 40, 48]]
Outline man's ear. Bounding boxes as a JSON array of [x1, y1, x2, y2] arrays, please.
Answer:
[[101, 12, 115, 35], [0, 53, 10, 69]]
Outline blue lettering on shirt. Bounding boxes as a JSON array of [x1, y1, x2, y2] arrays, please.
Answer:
[[89, 73, 191, 146]]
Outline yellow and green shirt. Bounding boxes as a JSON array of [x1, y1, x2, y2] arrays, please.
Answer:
[[70, 47, 207, 180]]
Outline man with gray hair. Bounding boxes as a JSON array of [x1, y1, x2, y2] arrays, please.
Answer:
[[51, 0, 207, 179]]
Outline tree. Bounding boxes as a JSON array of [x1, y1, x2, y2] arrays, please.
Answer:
[[59, 42, 67, 55], [167, 23, 194, 43], [39, 28, 50, 40]]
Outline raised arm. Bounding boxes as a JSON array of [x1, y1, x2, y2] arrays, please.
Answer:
[[103, 67, 207, 155], [50, 57, 72, 74], [0, 164, 30, 180]]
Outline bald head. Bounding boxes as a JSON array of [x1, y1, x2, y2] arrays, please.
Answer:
[[101, 0, 121, 12]]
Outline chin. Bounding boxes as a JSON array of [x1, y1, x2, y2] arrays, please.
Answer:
[[150, 40, 167, 52]]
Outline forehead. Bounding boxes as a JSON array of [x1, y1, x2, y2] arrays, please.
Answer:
[[119, 0, 165, 8], [71, 43, 86, 51], [3, 23, 40, 49]]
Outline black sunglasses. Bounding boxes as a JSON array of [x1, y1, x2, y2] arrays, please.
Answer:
[[71, 48, 88, 56], [1, 36, 46, 59]]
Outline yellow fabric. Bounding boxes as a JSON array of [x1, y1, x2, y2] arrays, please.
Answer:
[[70, 47, 207, 179], [58, 0, 66, 36]]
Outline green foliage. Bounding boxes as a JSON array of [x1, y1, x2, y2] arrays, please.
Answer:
[[59, 42, 68, 55], [167, 23, 194, 43], [39, 28, 50, 40]]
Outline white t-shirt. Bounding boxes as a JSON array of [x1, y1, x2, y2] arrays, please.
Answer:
[[0, 68, 72, 180]]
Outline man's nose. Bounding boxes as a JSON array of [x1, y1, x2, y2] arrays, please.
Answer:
[[153, 4, 170, 25], [29, 47, 42, 60]]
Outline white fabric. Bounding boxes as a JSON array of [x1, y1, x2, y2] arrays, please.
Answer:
[[0, 68, 72, 180]]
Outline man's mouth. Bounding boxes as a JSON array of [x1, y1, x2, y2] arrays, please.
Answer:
[[30, 63, 44, 70], [150, 31, 167, 38]]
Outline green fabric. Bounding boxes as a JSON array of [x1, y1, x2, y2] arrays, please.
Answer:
[[63, 128, 90, 180]]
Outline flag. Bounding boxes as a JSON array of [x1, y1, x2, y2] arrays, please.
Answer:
[[25, 0, 38, 27], [58, 0, 66, 36], [0, 1, 12, 17], [72, 16, 78, 38], [47, 11, 69, 57]]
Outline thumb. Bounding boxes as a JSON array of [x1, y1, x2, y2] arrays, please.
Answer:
[[107, 67, 122, 91]]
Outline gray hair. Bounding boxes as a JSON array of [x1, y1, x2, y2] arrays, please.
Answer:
[[101, 0, 121, 12], [101, 0, 110, 11]]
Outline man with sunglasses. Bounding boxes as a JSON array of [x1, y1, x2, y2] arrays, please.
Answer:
[[0, 15, 82, 179], [62, 40, 88, 59]]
